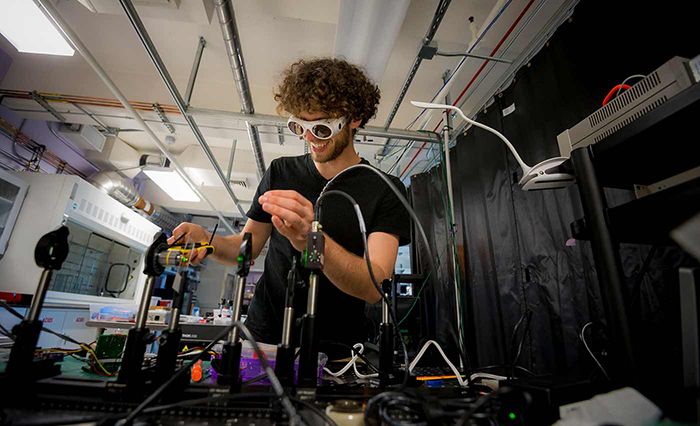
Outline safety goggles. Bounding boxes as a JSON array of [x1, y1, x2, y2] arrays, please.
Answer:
[[287, 116, 348, 140]]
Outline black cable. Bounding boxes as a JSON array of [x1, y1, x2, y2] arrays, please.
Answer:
[[0, 323, 15, 341], [315, 190, 410, 390], [510, 311, 533, 379], [117, 321, 304, 426], [317, 164, 457, 382], [320, 340, 381, 373], [473, 364, 536, 377], [326, 159, 465, 368]]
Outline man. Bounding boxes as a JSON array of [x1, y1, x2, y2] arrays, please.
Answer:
[[168, 58, 410, 349]]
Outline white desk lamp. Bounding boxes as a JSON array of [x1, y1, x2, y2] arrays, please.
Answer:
[[411, 101, 575, 190]]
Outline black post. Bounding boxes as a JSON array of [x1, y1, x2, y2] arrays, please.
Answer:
[[6, 226, 69, 382], [571, 146, 635, 385]]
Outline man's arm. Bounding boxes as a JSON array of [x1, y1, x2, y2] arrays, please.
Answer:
[[167, 219, 272, 266], [323, 232, 399, 303]]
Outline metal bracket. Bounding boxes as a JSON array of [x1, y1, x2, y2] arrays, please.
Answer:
[[31, 91, 66, 122], [152, 102, 176, 134], [277, 127, 285, 145]]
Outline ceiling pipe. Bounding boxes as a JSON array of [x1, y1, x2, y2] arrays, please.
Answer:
[[0, 89, 440, 143], [90, 171, 181, 231], [32, 0, 239, 232], [212, 0, 266, 180], [117, 0, 247, 219], [378, 0, 453, 158]]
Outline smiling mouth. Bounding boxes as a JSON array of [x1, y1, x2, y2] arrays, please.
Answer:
[[310, 141, 329, 152]]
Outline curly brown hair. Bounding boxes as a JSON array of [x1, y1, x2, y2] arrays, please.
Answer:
[[274, 58, 380, 128]]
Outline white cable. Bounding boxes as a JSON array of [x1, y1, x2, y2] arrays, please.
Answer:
[[323, 343, 366, 378], [410, 101, 531, 175], [615, 74, 647, 98], [409, 339, 468, 386], [580, 322, 611, 381]]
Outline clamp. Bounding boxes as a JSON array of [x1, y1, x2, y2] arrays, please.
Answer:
[[6, 226, 69, 381]]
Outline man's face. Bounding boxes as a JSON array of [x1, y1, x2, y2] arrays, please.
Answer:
[[299, 111, 352, 163]]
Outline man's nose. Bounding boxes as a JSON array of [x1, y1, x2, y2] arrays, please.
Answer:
[[304, 129, 319, 142]]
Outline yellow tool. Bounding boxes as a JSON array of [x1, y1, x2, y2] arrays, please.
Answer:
[[166, 223, 217, 266]]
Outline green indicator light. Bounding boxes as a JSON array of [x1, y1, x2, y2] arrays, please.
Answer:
[[238, 256, 243, 262], [509, 413, 516, 420], [183, 257, 188, 262]]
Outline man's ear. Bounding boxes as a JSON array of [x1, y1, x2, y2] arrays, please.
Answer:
[[350, 119, 362, 130]]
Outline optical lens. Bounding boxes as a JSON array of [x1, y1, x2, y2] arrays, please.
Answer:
[[313, 124, 333, 139], [288, 121, 304, 135]]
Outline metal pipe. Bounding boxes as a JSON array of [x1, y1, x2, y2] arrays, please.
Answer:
[[185, 37, 206, 107], [212, 0, 266, 179], [118, 0, 247, 219], [379, 0, 453, 157], [135, 276, 156, 329], [443, 88, 464, 368], [245, 122, 265, 179], [228, 275, 246, 343], [32, 0, 239, 233], [27, 270, 52, 322], [381, 297, 390, 324], [226, 139, 237, 182], [281, 307, 294, 345]]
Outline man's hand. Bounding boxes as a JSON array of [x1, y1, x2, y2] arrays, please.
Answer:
[[259, 190, 314, 252], [167, 222, 211, 266]]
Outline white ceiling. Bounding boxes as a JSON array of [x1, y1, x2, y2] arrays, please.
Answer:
[[0, 0, 577, 216]]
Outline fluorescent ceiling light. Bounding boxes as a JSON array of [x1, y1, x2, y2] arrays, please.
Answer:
[[143, 167, 200, 202], [0, 1, 75, 56]]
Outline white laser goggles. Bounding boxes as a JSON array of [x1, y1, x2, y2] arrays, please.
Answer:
[[287, 116, 348, 140]]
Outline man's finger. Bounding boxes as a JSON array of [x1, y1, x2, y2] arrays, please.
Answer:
[[259, 195, 312, 221], [168, 224, 188, 245], [263, 190, 313, 209], [271, 215, 293, 237], [262, 203, 306, 230]]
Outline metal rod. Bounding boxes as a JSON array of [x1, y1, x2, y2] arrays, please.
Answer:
[[33, 0, 238, 233], [118, 0, 248, 219], [136, 276, 156, 329], [185, 36, 206, 107], [382, 297, 390, 324], [228, 275, 246, 342], [281, 307, 294, 345], [71, 102, 109, 128], [226, 139, 237, 182], [27, 270, 52, 322], [168, 273, 184, 333], [443, 86, 464, 368], [436, 51, 513, 64], [308, 274, 319, 316]]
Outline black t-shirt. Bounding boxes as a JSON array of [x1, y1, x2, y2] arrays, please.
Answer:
[[244, 154, 411, 349]]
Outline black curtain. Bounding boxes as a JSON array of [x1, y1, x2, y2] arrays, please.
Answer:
[[410, 0, 698, 393]]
